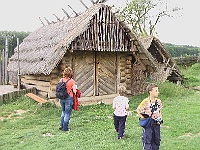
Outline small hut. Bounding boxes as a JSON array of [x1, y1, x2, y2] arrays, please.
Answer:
[[7, 4, 181, 103], [139, 36, 182, 83]]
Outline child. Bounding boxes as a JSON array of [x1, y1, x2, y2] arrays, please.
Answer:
[[136, 83, 163, 150], [112, 85, 129, 139]]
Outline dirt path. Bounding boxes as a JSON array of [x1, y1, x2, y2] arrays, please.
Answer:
[[0, 85, 19, 95]]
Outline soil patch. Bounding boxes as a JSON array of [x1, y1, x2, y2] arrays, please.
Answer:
[[0, 109, 28, 121]]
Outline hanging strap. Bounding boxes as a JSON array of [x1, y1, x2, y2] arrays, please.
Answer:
[[64, 78, 71, 84]]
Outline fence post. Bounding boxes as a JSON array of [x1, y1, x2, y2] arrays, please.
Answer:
[[5, 36, 8, 85], [2, 48, 5, 85], [0, 51, 2, 85], [17, 38, 21, 90]]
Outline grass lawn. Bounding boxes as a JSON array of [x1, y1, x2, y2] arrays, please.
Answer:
[[0, 64, 200, 150]]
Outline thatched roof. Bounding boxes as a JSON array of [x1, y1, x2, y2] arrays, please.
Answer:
[[7, 3, 157, 75], [8, 4, 106, 75], [139, 35, 181, 76]]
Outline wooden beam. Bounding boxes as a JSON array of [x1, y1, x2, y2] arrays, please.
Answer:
[[62, 8, 70, 18], [26, 93, 47, 104], [79, 0, 88, 9], [52, 14, 61, 21], [44, 17, 51, 25], [68, 5, 79, 17], [39, 17, 45, 26], [89, 0, 95, 4], [5, 36, 8, 85]]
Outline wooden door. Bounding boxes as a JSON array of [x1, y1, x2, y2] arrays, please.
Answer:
[[73, 51, 117, 97], [73, 51, 94, 96], [95, 52, 117, 95]]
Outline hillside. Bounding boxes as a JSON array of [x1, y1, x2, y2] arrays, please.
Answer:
[[164, 43, 200, 57]]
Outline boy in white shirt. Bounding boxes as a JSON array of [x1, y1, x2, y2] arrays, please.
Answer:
[[112, 85, 129, 139]]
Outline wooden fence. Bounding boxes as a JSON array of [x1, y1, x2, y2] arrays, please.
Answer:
[[0, 86, 37, 105], [173, 56, 199, 66], [0, 37, 9, 85]]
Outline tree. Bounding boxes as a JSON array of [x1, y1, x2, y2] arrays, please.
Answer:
[[164, 43, 200, 57], [119, 0, 181, 36], [0, 31, 30, 59]]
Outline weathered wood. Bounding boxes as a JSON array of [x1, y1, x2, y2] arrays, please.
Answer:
[[51, 69, 59, 74], [174, 56, 198, 65], [79, 0, 88, 9], [21, 78, 50, 87], [73, 51, 94, 96], [5, 37, 8, 85], [2, 49, 5, 85], [26, 93, 47, 104], [68, 7, 132, 52], [33, 85, 50, 92], [23, 75, 51, 81], [98, 52, 117, 95], [0, 54, 2, 85]]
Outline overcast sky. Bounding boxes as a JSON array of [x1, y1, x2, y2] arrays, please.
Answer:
[[0, 0, 199, 47]]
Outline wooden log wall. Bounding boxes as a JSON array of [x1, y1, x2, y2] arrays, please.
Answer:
[[49, 52, 73, 98], [131, 61, 147, 95], [21, 74, 51, 98], [71, 6, 131, 52], [119, 53, 145, 95], [20, 52, 73, 99], [149, 63, 172, 83]]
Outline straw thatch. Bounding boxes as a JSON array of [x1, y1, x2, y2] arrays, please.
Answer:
[[7, 4, 107, 75], [7, 4, 157, 76], [139, 36, 182, 82]]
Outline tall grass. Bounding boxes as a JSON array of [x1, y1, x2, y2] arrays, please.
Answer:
[[0, 64, 200, 150], [179, 63, 200, 87]]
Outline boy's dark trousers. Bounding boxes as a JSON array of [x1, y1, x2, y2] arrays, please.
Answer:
[[113, 114, 127, 139], [141, 120, 160, 150]]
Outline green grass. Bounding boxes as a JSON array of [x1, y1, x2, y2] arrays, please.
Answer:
[[179, 63, 200, 87], [1, 64, 200, 150]]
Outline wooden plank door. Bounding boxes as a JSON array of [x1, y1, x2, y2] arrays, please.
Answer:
[[73, 51, 117, 97], [95, 52, 117, 95], [73, 51, 95, 97]]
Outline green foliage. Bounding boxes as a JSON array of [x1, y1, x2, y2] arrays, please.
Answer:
[[180, 63, 200, 87], [0, 30, 30, 59], [164, 43, 200, 57], [119, 0, 180, 36]]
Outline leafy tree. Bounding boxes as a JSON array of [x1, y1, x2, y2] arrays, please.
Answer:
[[0, 31, 30, 60], [119, 0, 180, 36], [164, 43, 200, 57]]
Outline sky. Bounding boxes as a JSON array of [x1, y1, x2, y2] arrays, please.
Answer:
[[0, 0, 199, 47]]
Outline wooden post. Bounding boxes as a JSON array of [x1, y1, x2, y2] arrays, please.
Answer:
[[5, 36, 8, 84], [68, 5, 79, 17], [61, 8, 70, 19], [0, 50, 2, 85], [17, 38, 21, 90], [79, 0, 88, 9], [2, 48, 5, 85]]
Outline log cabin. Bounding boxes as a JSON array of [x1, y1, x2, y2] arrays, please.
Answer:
[[7, 3, 182, 104]]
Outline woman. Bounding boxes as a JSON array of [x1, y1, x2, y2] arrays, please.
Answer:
[[59, 67, 76, 131]]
